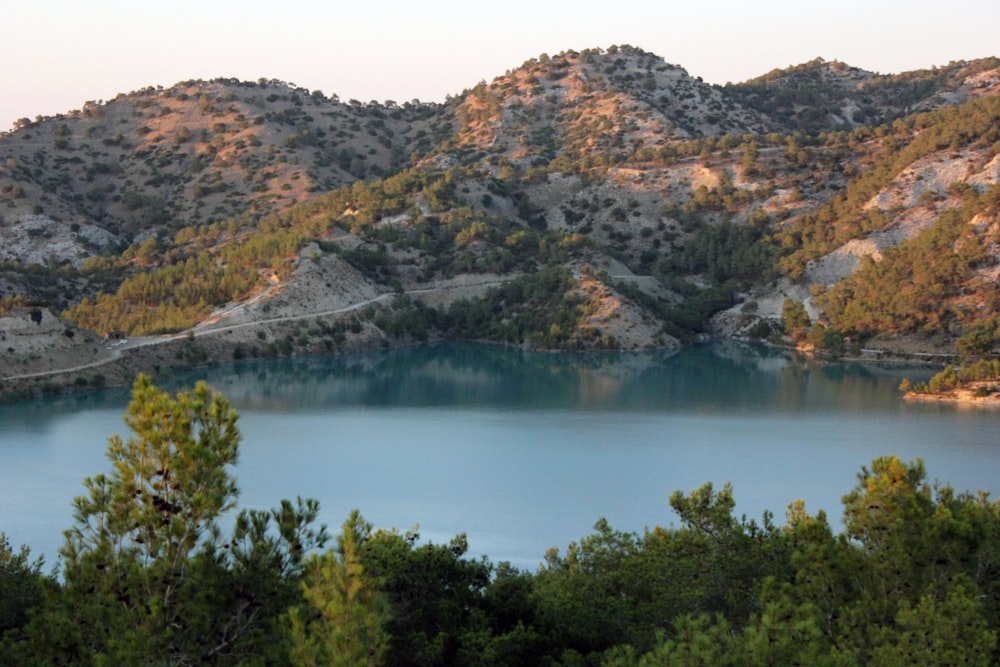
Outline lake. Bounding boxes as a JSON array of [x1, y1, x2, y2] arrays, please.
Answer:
[[2, 341, 999, 572]]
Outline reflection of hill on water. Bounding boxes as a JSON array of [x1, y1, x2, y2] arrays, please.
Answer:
[[0, 343, 939, 424], [187, 343, 681, 411], [160, 342, 929, 415], [0, 385, 134, 430]]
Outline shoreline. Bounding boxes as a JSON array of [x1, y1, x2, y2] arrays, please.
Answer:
[[903, 386, 1000, 406], [0, 327, 962, 405]]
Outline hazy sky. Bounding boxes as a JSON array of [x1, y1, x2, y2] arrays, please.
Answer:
[[2, 0, 998, 132]]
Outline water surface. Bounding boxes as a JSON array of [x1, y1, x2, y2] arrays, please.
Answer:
[[2, 342, 997, 571]]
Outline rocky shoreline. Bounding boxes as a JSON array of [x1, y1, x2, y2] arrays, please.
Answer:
[[0, 315, 395, 404], [0, 277, 972, 405], [903, 383, 1000, 406]]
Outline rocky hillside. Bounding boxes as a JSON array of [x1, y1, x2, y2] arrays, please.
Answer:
[[445, 46, 772, 167], [2, 45, 1000, 397], [725, 57, 1000, 132], [0, 80, 443, 270]]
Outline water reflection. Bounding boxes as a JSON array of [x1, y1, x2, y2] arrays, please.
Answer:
[[158, 342, 936, 415], [4, 342, 974, 572], [0, 342, 942, 422]]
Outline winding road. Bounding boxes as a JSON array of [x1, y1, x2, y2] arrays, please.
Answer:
[[3, 278, 505, 382]]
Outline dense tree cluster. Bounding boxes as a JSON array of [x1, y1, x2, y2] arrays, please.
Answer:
[[662, 219, 780, 284], [3, 379, 998, 665], [819, 183, 1000, 338], [439, 266, 613, 350]]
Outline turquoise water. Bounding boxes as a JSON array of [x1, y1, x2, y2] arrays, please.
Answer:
[[2, 342, 997, 571]]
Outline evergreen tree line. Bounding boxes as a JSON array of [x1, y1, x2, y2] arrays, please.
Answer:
[[2, 377, 998, 665]]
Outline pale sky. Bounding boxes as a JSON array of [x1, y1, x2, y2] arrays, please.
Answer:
[[2, 0, 998, 132]]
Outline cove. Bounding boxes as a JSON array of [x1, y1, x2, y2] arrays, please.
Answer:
[[2, 341, 999, 572]]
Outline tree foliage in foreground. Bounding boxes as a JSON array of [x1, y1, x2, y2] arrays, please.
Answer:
[[1, 378, 999, 665], [0, 534, 48, 642], [4, 375, 330, 665], [286, 510, 390, 667]]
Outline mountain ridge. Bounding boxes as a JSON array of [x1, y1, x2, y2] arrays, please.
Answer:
[[2, 45, 1000, 399]]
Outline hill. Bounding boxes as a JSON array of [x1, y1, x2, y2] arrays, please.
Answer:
[[725, 57, 1000, 132], [2, 46, 1000, 398]]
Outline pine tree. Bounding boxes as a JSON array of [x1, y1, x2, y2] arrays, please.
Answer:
[[287, 510, 390, 667], [18, 374, 329, 665]]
